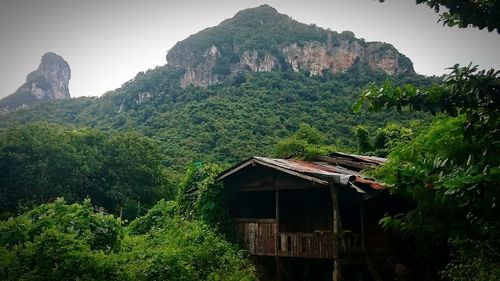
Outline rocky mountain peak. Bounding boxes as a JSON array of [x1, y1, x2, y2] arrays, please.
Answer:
[[223, 5, 287, 27], [28, 52, 71, 99], [0, 52, 71, 113], [166, 5, 414, 88]]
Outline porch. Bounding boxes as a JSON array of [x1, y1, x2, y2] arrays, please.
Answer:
[[235, 219, 363, 259]]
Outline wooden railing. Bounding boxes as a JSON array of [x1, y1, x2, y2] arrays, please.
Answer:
[[343, 230, 363, 252], [235, 219, 362, 259], [278, 232, 335, 258], [235, 219, 277, 256]]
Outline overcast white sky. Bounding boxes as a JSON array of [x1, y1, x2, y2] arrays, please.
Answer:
[[0, 0, 499, 98]]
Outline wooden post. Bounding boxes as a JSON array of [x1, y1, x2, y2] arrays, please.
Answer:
[[360, 199, 365, 251], [275, 190, 280, 254], [276, 257, 282, 281], [329, 181, 342, 281], [333, 259, 341, 281], [275, 189, 281, 281]]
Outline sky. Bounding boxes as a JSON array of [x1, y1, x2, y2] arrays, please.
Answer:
[[0, 0, 499, 99]]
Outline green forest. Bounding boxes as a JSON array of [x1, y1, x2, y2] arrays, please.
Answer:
[[1, 1, 499, 280], [0, 64, 433, 176]]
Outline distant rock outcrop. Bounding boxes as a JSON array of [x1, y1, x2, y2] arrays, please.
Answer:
[[0, 52, 71, 113], [166, 5, 413, 88]]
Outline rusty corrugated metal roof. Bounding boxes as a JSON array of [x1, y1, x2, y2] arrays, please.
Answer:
[[330, 152, 386, 165], [254, 157, 360, 177], [217, 152, 386, 194]]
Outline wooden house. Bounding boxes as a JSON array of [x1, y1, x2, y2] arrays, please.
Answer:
[[217, 152, 409, 281]]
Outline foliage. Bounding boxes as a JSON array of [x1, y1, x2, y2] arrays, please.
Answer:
[[128, 199, 178, 235], [358, 2, 500, 277], [354, 123, 417, 157], [0, 198, 125, 281], [273, 123, 338, 159], [355, 64, 499, 141], [122, 217, 255, 281], [355, 63, 499, 157], [357, 65, 500, 279], [177, 163, 231, 229], [443, 238, 500, 281], [0, 66, 432, 177], [0, 123, 172, 219], [377, 117, 476, 235], [417, 0, 500, 33], [124, 198, 256, 281], [0, 199, 256, 281]]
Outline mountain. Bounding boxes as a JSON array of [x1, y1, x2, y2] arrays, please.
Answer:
[[0, 52, 71, 113], [0, 6, 435, 176], [167, 5, 414, 88]]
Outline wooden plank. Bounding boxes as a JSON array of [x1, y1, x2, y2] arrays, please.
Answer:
[[312, 236, 318, 257], [281, 233, 286, 255], [293, 235, 297, 256], [257, 223, 262, 254], [240, 184, 321, 192], [293, 235, 298, 256], [270, 224, 273, 254], [266, 224, 270, 254]]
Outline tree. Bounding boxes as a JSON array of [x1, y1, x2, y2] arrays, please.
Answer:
[[355, 12, 500, 280], [0, 198, 125, 281], [0, 123, 172, 219], [354, 125, 373, 153], [176, 162, 230, 229], [370, 114, 500, 280], [354, 123, 416, 157], [355, 64, 499, 153], [273, 123, 337, 159]]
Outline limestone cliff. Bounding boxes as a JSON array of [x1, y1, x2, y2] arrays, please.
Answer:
[[166, 5, 414, 88], [0, 52, 71, 113]]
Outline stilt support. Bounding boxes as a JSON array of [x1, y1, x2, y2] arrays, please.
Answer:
[[333, 258, 341, 281]]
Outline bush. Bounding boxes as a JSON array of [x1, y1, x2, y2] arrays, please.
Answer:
[[0, 198, 125, 281], [0, 199, 256, 281], [122, 217, 255, 281]]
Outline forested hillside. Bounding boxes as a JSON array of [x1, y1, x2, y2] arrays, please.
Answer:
[[0, 65, 433, 175]]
